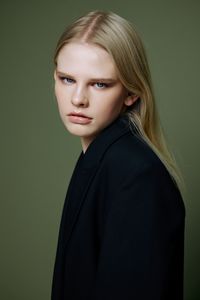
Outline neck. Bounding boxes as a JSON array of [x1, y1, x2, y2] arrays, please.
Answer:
[[81, 137, 94, 153], [81, 138, 92, 153]]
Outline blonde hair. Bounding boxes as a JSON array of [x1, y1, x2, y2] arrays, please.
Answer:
[[53, 10, 184, 193]]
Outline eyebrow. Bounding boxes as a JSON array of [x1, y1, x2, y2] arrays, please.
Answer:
[[56, 70, 117, 83]]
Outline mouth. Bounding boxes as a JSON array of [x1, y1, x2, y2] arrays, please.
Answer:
[[68, 112, 92, 119], [67, 112, 93, 124]]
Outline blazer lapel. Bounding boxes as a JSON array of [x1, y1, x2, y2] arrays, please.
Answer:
[[59, 115, 132, 250], [59, 159, 99, 251]]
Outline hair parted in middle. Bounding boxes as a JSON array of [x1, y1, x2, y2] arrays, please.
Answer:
[[54, 10, 183, 192]]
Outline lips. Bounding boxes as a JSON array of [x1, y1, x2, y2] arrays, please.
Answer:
[[67, 112, 92, 124], [68, 112, 91, 118]]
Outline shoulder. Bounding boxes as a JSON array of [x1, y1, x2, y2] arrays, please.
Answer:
[[102, 130, 165, 176], [99, 130, 185, 218], [101, 129, 183, 199]]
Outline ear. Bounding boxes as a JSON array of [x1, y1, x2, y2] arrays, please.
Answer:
[[124, 94, 139, 107]]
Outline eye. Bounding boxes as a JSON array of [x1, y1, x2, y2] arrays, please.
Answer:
[[59, 76, 75, 85], [94, 82, 108, 89]]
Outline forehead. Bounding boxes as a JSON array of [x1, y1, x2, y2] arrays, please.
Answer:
[[56, 42, 118, 78]]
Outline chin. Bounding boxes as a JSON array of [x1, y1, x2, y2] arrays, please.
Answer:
[[64, 123, 92, 137]]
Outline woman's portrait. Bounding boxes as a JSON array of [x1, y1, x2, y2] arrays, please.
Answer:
[[1, 2, 199, 300], [51, 10, 185, 299]]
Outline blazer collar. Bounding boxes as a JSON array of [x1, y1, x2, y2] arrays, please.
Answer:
[[80, 114, 132, 169], [56, 114, 133, 252]]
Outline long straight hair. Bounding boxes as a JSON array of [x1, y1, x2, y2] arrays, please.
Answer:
[[53, 10, 184, 193]]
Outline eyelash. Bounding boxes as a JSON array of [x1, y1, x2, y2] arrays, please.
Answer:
[[58, 76, 109, 89], [59, 76, 74, 84], [95, 82, 108, 89]]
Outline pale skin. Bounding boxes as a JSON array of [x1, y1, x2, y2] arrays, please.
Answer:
[[54, 41, 138, 153]]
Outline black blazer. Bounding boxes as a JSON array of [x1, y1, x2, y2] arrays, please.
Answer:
[[51, 115, 185, 300]]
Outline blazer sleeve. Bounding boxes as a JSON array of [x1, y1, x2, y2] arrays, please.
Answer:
[[93, 162, 185, 300]]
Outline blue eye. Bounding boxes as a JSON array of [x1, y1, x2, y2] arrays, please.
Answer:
[[95, 82, 108, 89], [60, 76, 74, 84]]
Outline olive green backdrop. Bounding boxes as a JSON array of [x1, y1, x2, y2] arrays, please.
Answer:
[[1, 0, 199, 299]]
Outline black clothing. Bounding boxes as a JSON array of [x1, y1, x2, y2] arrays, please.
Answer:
[[51, 116, 185, 300]]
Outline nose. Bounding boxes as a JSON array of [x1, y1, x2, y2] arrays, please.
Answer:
[[71, 86, 89, 107]]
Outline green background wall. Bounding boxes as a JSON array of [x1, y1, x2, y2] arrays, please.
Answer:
[[1, 0, 199, 299]]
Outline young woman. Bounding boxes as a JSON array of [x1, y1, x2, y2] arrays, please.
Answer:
[[51, 10, 185, 300]]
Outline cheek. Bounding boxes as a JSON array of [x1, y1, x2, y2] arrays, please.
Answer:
[[99, 92, 125, 114], [95, 101, 122, 125], [55, 86, 68, 105], [54, 84, 63, 100], [54, 89, 66, 115]]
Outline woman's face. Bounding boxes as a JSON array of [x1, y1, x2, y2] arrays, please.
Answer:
[[54, 42, 136, 151]]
